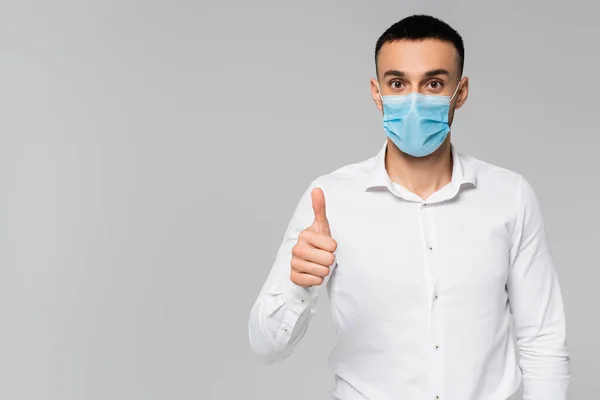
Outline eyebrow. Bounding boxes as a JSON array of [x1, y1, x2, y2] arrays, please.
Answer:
[[382, 68, 450, 79], [383, 70, 405, 78], [425, 68, 450, 77]]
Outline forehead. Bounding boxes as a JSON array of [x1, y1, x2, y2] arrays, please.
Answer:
[[377, 39, 459, 77]]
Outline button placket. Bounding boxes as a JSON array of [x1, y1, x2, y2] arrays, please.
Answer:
[[422, 202, 445, 398]]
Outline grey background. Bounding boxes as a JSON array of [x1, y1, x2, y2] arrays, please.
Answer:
[[0, 1, 597, 399]]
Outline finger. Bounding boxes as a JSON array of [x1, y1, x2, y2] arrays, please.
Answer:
[[311, 187, 331, 236], [290, 270, 324, 287], [299, 229, 337, 253], [292, 242, 336, 267], [291, 258, 331, 278]]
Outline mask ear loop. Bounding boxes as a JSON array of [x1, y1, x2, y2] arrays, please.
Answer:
[[376, 81, 383, 103], [449, 81, 461, 102]]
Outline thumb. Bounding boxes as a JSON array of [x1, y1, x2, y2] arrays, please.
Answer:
[[311, 187, 331, 237]]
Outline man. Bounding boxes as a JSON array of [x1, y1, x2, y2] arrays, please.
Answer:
[[248, 14, 570, 400]]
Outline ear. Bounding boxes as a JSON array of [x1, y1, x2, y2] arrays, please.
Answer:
[[454, 76, 469, 110], [370, 78, 383, 112]]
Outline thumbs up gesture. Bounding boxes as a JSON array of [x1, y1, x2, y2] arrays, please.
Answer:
[[290, 188, 338, 287]]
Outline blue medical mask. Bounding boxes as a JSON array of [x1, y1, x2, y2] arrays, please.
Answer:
[[378, 83, 460, 157]]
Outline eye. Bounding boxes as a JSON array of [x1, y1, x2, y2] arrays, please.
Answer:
[[427, 80, 444, 90], [389, 80, 405, 90]]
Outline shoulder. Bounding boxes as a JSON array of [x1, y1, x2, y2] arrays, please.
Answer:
[[459, 152, 528, 193], [458, 152, 542, 215], [309, 154, 378, 191]]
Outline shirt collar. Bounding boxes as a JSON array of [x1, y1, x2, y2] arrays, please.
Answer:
[[364, 140, 478, 193]]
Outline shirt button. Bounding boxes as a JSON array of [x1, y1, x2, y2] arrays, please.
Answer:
[[429, 246, 434, 252], [434, 293, 439, 301], [435, 396, 440, 400], [434, 344, 440, 350]]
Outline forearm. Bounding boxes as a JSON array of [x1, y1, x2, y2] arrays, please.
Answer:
[[512, 251, 570, 399], [248, 180, 332, 363], [248, 279, 316, 363], [520, 350, 569, 400]]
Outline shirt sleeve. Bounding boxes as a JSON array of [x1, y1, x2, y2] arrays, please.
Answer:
[[248, 180, 335, 364], [507, 176, 570, 399]]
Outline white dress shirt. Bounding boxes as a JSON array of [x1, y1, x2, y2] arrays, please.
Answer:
[[249, 141, 569, 400]]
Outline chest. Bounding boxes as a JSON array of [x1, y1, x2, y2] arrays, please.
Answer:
[[328, 195, 514, 305]]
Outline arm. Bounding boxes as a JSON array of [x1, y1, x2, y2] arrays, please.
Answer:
[[507, 176, 570, 399], [248, 181, 335, 363]]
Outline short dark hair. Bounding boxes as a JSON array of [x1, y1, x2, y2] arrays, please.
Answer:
[[375, 15, 465, 76]]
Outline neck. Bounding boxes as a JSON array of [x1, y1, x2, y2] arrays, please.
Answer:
[[385, 137, 453, 200]]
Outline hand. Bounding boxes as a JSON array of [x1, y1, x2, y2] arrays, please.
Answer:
[[290, 187, 337, 287]]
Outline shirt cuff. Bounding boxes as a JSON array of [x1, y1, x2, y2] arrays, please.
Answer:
[[265, 279, 312, 348], [280, 278, 313, 314]]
